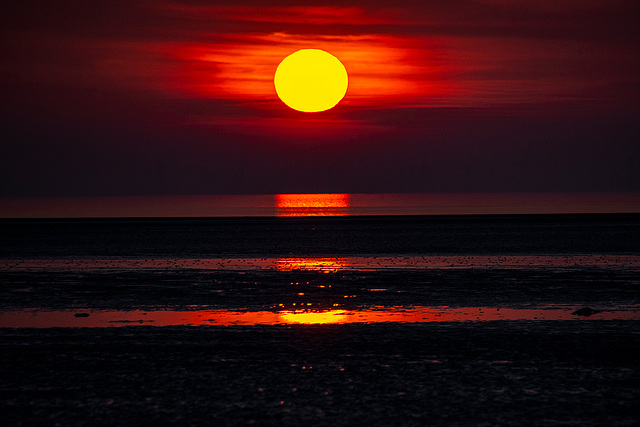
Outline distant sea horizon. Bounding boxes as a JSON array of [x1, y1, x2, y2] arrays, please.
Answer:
[[1, 192, 639, 218]]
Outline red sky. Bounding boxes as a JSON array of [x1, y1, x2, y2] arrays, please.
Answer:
[[1, 0, 639, 197]]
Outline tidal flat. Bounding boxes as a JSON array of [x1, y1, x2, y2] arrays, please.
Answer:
[[1, 215, 639, 425], [1, 322, 638, 426]]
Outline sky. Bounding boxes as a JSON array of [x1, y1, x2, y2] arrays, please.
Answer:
[[1, 0, 639, 198]]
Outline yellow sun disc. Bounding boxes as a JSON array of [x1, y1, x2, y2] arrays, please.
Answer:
[[274, 49, 348, 113]]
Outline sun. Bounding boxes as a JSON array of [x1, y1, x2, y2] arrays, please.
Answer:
[[274, 49, 348, 113]]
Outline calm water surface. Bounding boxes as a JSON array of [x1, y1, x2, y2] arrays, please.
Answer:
[[1, 192, 639, 218]]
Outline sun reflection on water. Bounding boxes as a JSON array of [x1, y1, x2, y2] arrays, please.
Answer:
[[276, 193, 349, 217]]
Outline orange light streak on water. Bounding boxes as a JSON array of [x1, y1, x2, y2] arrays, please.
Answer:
[[276, 194, 349, 217], [2, 193, 638, 218]]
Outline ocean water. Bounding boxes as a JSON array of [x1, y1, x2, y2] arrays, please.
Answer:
[[2, 192, 640, 218]]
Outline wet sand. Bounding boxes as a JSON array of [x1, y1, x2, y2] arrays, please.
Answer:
[[1, 216, 639, 425], [1, 259, 639, 425], [1, 322, 639, 426], [2, 255, 640, 272], [2, 259, 638, 313]]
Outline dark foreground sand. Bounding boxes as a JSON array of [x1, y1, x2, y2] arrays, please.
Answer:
[[2, 321, 638, 426]]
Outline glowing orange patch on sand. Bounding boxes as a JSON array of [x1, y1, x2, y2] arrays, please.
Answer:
[[3, 307, 639, 328], [276, 194, 349, 216], [279, 310, 348, 324]]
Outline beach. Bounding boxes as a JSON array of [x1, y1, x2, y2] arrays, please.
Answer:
[[1, 214, 639, 425], [2, 322, 639, 426]]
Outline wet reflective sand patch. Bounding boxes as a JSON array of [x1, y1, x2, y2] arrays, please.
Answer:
[[1, 306, 638, 328]]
